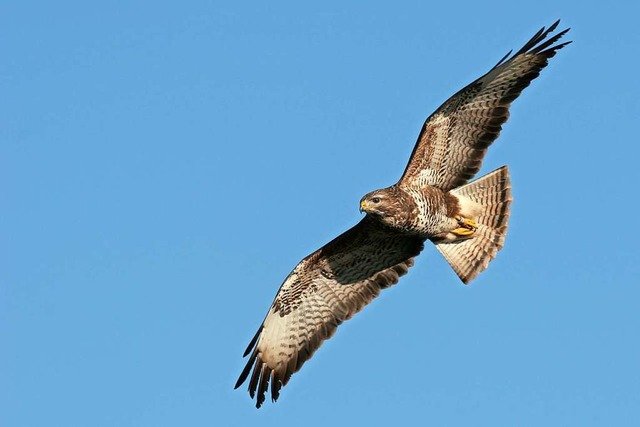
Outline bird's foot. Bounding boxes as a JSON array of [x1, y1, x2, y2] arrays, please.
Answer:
[[451, 216, 478, 237]]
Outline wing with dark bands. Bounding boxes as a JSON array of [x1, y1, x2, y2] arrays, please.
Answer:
[[235, 217, 424, 408], [399, 21, 570, 191]]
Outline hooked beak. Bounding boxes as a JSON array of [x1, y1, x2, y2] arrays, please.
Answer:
[[359, 200, 368, 213]]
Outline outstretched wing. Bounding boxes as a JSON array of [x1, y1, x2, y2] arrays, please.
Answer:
[[235, 217, 425, 408], [399, 21, 571, 191]]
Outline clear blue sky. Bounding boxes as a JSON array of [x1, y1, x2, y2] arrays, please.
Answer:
[[3, 1, 639, 426]]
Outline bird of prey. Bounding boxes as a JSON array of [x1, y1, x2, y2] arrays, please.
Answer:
[[235, 21, 570, 408]]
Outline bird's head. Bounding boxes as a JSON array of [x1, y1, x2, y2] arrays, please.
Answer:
[[360, 186, 414, 230], [360, 187, 398, 220]]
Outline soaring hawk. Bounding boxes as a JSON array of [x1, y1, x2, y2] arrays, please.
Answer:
[[236, 21, 570, 408]]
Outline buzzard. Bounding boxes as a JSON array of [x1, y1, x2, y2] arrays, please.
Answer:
[[236, 21, 570, 408]]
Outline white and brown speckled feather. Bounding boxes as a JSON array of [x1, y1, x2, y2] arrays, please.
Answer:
[[399, 21, 570, 191], [436, 166, 512, 283], [235, 217, 424, 408]]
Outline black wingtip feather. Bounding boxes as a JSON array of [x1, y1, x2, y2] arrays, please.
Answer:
[[270, 370, 282, 403], [234, 324, 263, 391], [513, 20, 570, 58], [548, 19, 561, 33], [242, 325, 263, 357], [234, 348, 258, 389], [256, 364, 270, 408], [493, 49, 513, 68], [248, 358, 262, 399], [530, 29, 571, 56]]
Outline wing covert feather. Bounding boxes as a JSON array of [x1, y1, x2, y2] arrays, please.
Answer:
[[235, 217, 424, 407]]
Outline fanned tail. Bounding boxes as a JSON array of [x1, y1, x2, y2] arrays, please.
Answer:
[[436, 166, 512, 284]]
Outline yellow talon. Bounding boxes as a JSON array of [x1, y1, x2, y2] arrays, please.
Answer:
[[451, 227, 475, 236], [452, 216, 478, 237]]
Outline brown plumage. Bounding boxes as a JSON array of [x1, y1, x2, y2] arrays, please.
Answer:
[[236, 21, 570, 407]]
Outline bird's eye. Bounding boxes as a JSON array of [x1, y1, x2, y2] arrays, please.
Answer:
[[371, 197, 381, 204]]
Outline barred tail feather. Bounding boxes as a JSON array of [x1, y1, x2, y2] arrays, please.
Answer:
[[436, 166, 512, 284]]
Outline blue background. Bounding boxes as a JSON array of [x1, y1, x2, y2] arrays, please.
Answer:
[[3, 1, 639, 426]]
